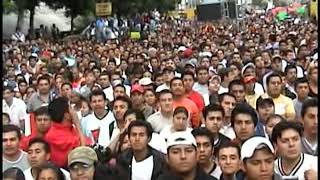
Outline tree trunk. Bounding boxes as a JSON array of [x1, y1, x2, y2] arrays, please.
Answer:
[[29, 7, 35, 37], [16, 8, 25, 30], [71, 14, 74, 32]]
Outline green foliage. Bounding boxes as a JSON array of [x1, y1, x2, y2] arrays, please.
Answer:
[[3, 0, 17, 14]]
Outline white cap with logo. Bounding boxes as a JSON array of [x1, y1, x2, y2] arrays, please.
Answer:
[[241, 136, 275, 161]]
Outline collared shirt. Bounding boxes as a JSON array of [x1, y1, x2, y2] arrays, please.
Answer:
[[219, 123, 236, 140], [301, 137, 318, 156], [27, 92, 54, 113], [3, 98, 28, 128]]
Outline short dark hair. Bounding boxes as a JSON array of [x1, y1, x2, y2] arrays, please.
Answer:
[[228, 79, 245, 91], [271, 121, 304, 144], [191, 127, 214, 147], [170, 77, 183, 88], [3, 167, 25, 180], [113, 83, 126, 91], [34, 106, 49, 117], [218, 92, 236, 104], [181, 71, 195, 80], [37, 162, 65, 180], [113, 96, 132, 109], [301, 98, 317, 118], [157, 89, 173, 99], [37, 75, 50, 85], [128, 120, 153, 138], [256, 97, 275, 110], [266, 72, 282, 86], [203, 104, 225, 119], [294, 77, 309, 90], [284, 64, 297, 75], [3, 124, 22, 140], [48, 97, 69, 123], [28, 137, 50, 153], [61, 82, 72, 90], [89, 89, 107, 101], [3, 86, 14, 92], [217, 141, 241, 159], [173, 106, 189, 118], [231, 103, 258, 127], [196, 66, 208, 75], [124, 109, 145, 121]]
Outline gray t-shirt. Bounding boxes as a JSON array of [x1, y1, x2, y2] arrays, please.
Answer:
[[3, 151, 30, 172]]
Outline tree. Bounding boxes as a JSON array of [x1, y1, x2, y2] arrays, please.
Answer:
[[45, 0, 95, 32]]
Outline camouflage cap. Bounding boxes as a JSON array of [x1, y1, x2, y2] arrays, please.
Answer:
[[68, 146, 98, 167]]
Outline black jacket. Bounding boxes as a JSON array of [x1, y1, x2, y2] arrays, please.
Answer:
[[116, 146, 167, 180], [156, 166, 217, 180]]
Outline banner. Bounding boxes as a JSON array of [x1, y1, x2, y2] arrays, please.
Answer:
[[96, 2, 112, 16]]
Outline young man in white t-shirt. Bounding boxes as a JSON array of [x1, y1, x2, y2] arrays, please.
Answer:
[[24, 138, 70, 180], [117, 120, 167, 180], [271, 121, 317, 180]]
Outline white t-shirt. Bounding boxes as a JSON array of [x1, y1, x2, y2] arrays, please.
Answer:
[[24, 167, 71, 180], [131, 155, 154, 180], [160, 126, 193, 142], [209, 163, 222, 179], [147, 111, 173, 133], [193, 82, 210, 106], [274, 153, 318, 180]]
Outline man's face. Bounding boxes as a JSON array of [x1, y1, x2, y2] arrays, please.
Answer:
[[233, 113, 255, 141], [3, 89, 14, 102], [171, 79, 185, 96], [167, 145, 197, 174], [243, 148, 275, 180], [200, 59, 210, 69], [38, 79, 50, 94], [155, 75, 164, 86], [302, 106, 318, 136], [218, 147, 241, 175], [232, 54, 242, 64], [230, 85, 245, 103], [85, 73, 96, 84], [3, 131, 20, 157], [27, 142, 50, 168], [211, 57, 219, 68], [267, 77, 282, 97], [275, 129, 302, 160], [99, 75, 110, 88], [113, 87, 126, 99], [295, 83, 309, 99], [271, 59, 282, 72], [35, 115, 51, 134], [90, 95, 106, 112], [159, 93, 173, 113], [286, 68, 297, 83], [18, 82, 28, 93], [61, 85, 72, 98], [163, 71, 175, 83], [173, 112, 188, 131], [197, 69, 209, 84], [205, 111, 224, 134], [182, 75, 194, 91], [129, 126, 149, 152], [221, 96, 236, 118], [243, 67, 256, 77], [195, 136, 213, 164], [257, 105, 275, 124], [70, 162, 95, 180], [131, 92, 144, 107], [113, 100, 128, 121]]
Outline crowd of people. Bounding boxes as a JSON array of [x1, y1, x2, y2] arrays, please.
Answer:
[[2, 9, 318, 180]]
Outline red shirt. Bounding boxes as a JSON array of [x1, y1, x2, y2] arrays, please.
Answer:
[[187, 90, 205, 112], [173, 98, 201, 128], [44, 122, 81, 168]]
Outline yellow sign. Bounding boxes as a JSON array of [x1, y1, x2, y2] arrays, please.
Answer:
[[96, 2, 112, 16]]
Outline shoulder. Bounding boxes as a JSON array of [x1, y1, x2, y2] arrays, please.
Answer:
[[147, 112, 161, 121]]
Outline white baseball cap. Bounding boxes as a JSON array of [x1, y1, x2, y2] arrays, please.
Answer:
[[166, 131, 197, 151], [178, 46, 187, 52], [241, 136, 274, 161], [139, 77, 153, 86]]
